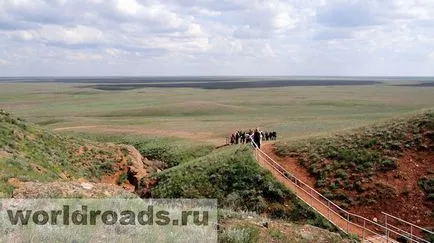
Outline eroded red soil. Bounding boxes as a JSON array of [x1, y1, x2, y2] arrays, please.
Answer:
[[261, 143, 434, 229]]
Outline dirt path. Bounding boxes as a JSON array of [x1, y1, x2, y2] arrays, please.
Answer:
[[256, 143, 384, 242], [54, 125, 97, 131], [53, 125, 222, 145]]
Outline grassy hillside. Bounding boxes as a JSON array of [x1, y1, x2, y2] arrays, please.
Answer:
[[0, 110, 141, 196], [274, 110, 434, 225], [218, 210, 351, 243], [0, 110, 356, 241], [146, 145, 338, 232], [68, 132, 215, 169]]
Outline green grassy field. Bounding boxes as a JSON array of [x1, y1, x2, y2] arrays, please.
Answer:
[[1, 82, 433, 144]]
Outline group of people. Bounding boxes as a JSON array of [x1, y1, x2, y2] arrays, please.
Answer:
[[229, 129, 277, 149]]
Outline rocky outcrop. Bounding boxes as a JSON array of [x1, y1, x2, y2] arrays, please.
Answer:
[[123, 145, 164, 193]]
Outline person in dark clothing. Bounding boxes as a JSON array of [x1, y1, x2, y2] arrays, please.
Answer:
[[265, 132, 269, 141], [235, 132, 240, 144], [241, 132, 245, 144], [253, 128, 261, 149], [230, 133, 235, 144]]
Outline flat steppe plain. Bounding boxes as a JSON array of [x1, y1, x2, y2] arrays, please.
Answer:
[[1, 78, 433, 144]]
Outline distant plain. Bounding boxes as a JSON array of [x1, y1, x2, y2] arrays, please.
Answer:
[[1, 77, 433, 144]]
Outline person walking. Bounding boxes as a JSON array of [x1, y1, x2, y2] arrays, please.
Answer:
[[253, 128, 261, 149]]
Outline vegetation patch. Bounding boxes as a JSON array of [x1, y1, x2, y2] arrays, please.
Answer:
[[35, 119, 65, 126], [418, 177, 434, 200], [70, 133, 214, 169], [147, 145, 337, 231], [218, 210, 348, 243], [116, 172, 128, 185], [130, 138, 213, 168], [275, 111, 434, 207], [219, 224, 260, 243], [0, 110, 135, 196]]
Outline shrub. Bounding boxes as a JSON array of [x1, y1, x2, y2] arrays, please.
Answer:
[[121, 147, 129, 156], [309, 164, 318, 175], [354, 181, 364, 193], [379, 159, 397, 172], [316, 179, 326, 188], [424, 231, 434, 243], [97, 159, 115, 175], [418, 177, 434, 197], [329, 182, 338, 190], [336, 169, 348, 179], [116, 172, 128, 185], [269, 229, 286, 241]]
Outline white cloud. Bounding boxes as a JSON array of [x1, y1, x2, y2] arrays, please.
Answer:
[[0, 58, 9, 65], [46, 25, 103, 45], [261, 43, 276, 57], [0, 0, 433, 75], [115, 0, 141, 15]]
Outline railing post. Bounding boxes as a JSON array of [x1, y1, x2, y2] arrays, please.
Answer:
[[347, 213, 349, 233], [362, 219, 366, 241], [309, 187, 313, 206], [385, 214, 388, 243], [410, 225, 413, 243], [327, 201, 330, 220]]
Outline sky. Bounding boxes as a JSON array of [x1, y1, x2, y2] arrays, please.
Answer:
[[0, 0, 434, 76]]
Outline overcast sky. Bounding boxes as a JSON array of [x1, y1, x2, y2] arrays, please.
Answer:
[[1, 0, 434, 76]]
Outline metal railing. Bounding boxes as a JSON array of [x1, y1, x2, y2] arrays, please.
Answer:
[[382, 212, 433, 243], [248, 140, 432, 243]]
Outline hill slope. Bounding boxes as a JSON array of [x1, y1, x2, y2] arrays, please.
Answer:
[[219, 210, 351, 243], [144, 145, 342, 233], [0, 110, 357, 241], [274, 110, 434, 227], [0, 110, 152, 197]]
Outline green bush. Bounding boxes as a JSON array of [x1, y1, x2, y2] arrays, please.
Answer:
[[336, 169, 348, 179], [116, 172, 128, 185], [354, 181, 364, 193], [418, 177, 434, 198], [379, 159, 397, 172]]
